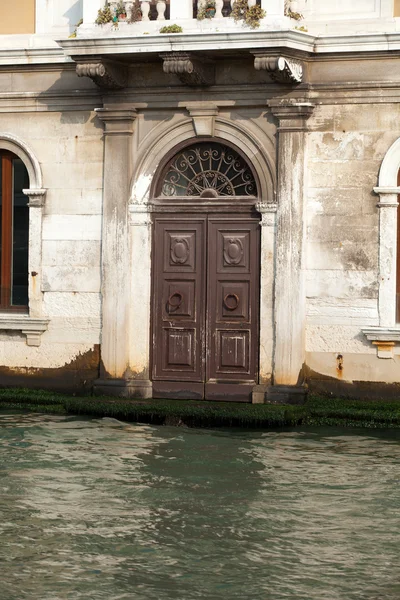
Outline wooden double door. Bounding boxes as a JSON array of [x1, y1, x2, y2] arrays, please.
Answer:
[[151, 213, 260, 401]]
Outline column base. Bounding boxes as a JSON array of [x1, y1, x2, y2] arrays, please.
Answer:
[[252, 385, 267, 404], [266, 385, 307, 405], [94, 378, 153, 399]]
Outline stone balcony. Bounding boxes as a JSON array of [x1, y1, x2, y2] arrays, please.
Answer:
[[79, 0, 294, 37]]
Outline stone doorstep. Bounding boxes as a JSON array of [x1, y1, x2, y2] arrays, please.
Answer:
[[95, 379, 307, 404]]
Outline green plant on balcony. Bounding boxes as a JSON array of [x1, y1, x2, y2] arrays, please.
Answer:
[[68, 18, 83, 38], [231, 0, 266, 29], [115, 1, 127, 21], [95, 2, 113, 24], [197, 1, 217, 20], [159, 24, 183, 33], [285, 7, 303, 20]]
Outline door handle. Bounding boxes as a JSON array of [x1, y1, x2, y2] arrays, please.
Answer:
[[223, 293, 239, 311], [167, 291, 183, 312]]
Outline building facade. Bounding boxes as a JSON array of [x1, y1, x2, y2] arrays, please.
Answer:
[[2, 0, 400, 401]]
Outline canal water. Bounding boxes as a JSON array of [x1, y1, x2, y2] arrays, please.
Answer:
[[0, 413, 399, 600]]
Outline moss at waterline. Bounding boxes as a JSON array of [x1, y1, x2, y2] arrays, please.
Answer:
[[1, 388, 400, 429]]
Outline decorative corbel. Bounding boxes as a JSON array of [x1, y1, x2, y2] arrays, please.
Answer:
[[253, 54, 303, 84], [23, 188, 47, 208], [161, 52, 215, 87], [256, 201, 277, 227], [186, 103, 218, 136], [76, 60, 128, 90]]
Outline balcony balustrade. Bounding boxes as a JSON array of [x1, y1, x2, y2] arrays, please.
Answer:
[[81, 0, 292, 36]]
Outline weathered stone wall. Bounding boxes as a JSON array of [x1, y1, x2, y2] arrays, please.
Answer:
[[306, 102, 400, 387], [0, 68, 103, 388]]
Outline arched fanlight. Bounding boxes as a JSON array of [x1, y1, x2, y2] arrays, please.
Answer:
[[159, 142, 257, 198]]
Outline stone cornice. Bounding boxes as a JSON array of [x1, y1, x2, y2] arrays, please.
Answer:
[[2, 30, 400, 68], [58, 31, 400, 63], [161, 53, 215, 87], [76, 59, 128, 90]]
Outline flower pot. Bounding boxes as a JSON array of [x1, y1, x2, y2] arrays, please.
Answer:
[[206, 8, 216, 18]]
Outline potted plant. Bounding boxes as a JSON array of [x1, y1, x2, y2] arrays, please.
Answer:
[[95, 2, 114, 25], [230, 0, 266, 29], [115, 2, 127, 21], [197, 1, 217, 20]]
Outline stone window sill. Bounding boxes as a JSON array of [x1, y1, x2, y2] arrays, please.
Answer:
[[362, 327, 400, 358], [0, 315, 49, 346]]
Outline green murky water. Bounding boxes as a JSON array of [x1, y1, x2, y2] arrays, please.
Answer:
[[0, 413, 400, 600]]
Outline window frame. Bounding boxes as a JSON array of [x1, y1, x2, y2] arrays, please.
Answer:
[[0, 150, 29, 313], [397, 168, 400, 323]]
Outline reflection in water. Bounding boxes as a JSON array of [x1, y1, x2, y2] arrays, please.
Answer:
[[0, 413, 400, 600]]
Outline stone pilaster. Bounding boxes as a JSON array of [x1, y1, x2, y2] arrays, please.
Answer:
[[127, 204, 153, 398], [267, 99, 314, 402], [373, 187, 400, 327], [94, 108, 136, 388], [257, 202, 277, 383], [24, 188, 47, 319]]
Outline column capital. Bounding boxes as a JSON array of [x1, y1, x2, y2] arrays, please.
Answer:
[[128, 204, 152, 226], [256, 202, 277, 227], [267, 100, 315, 132], [23, 188, 47, 207], [95, 108, 137, 136], [374, 186, 400, 207]]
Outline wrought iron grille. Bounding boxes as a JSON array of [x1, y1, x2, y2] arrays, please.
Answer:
[[160, 142, 257, 197]]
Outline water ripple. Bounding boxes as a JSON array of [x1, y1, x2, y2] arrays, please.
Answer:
[[0, 414, 400, 600]]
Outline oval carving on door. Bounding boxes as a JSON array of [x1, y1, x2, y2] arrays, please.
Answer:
[[171, 238, 190, 264], [224, 238, 244, 265]]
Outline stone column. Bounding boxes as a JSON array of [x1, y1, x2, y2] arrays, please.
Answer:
[[252, 202, 277, 403], [267, 100, 314, 403], [94, 108, 137, 395], [373, 187, 399, 327]]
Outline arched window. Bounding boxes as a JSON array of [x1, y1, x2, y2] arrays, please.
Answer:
[[0, 151, 29, 310], [157, 142, 258, 198]]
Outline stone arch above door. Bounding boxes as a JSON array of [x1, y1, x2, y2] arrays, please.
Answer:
[[130, 116, 275, 206]]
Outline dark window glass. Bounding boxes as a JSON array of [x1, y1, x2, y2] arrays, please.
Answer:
[[0, 152, 29, 310], [12, 159, 29, 306]]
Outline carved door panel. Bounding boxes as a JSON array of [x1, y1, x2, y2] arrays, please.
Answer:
[[206, 219, 260, 401], [152, 218, 206, 399], [151, 215, 259, 401]]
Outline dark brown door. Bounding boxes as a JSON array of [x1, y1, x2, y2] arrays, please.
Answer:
[[152, 214, 260, 401]]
